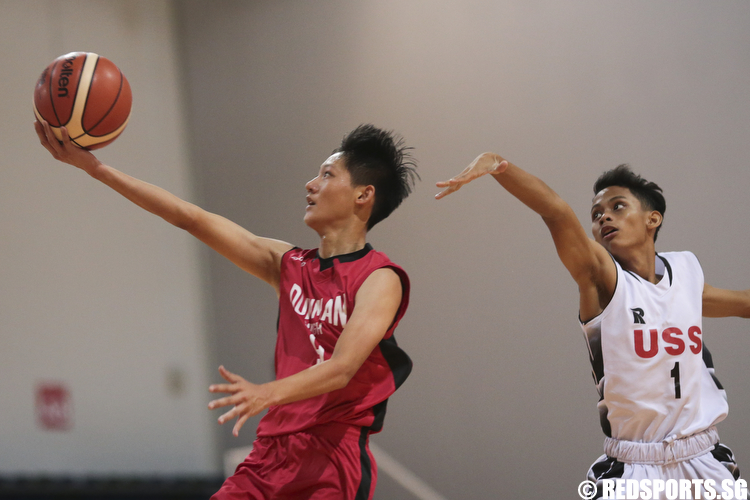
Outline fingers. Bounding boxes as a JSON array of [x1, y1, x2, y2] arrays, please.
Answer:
[[436, 165, 473, 187], [208, 365, 264, 436], [35, 123, 55, 156], [217, 406, 238, 425], [233, 413, 251, 437], [59, 124, 72, 147], [208, 383, 234, 394], [435, 166, 474, 199], [208, 395, 237, 410], [434, 155, 508, 200], [434, 185, 460, 200], [37, 120, 72, 160], [35, 120, 59, 156], [218, 365, 239, 383], [213, 399, 259, 436]]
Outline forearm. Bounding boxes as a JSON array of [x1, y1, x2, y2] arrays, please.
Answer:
[[263, 358, 352, 408], [703, 285, 750, 318], [88, 162, 196, 229], [490, 158, 570, 221], [90, 162, 290, 288]]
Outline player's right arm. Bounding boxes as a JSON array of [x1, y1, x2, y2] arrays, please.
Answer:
[[436, 152, 616, 320], [35, 120, 292, 292]]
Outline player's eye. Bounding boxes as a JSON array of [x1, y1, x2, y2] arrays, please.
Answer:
[[592, 212, 601, 221]]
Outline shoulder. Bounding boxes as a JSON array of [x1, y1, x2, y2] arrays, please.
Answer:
[[658, 250, 697, 261], [658, 250, 702, 272], [362, 249, 410, 289]]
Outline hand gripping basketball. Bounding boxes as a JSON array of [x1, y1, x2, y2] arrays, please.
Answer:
[[34, 120, 101, 174]]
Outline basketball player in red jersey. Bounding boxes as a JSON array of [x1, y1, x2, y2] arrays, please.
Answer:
[[436, 155, 750, 498], [34, 120, 417, 500]]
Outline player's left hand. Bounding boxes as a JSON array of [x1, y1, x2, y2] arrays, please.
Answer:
[[435, 152, 508, 199], [208, 365, 272, 437]]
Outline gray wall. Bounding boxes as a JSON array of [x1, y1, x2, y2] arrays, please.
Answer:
[[174, 1, 750, 499], [0, 0, 217, 476]]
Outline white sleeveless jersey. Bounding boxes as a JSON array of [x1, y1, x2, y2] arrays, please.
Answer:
[[580, 251, 728, 443]]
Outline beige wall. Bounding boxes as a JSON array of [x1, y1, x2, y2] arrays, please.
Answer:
[[0, 0, 217, 475]]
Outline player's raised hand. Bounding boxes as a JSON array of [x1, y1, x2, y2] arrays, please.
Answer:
[[435, 152, 509, 200], [34, 120, 100, 174], [208, 365, 272, 437]]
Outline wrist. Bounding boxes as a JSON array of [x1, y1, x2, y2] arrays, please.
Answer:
[[261, 381, 281, 408], [83, 159, 106, 179], [490, 154, 509, 176]]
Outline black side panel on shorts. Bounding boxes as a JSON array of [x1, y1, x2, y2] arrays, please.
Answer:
[[712, 443, 741, 480], [355, 427, 373, 500], [590, 456, 625, 499]]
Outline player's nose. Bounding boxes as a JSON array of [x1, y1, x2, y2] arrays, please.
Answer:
[[305, 177, 318, 193]]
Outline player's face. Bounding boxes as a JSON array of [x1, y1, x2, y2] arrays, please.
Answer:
[[304, 153, 359, 231], [591, 186, 655, 255]]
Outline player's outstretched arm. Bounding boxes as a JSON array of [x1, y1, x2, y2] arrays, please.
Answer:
[[34, 120, 292, 290], [207, 268, 402, 436], [437, 152, 616, 319], [703, 284, 750, 318]]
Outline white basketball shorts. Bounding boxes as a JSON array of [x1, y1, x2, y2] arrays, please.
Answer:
[[586, 427, 742, 499]]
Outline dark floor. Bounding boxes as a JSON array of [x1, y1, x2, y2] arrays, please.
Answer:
[[0, 477, 225, 500]]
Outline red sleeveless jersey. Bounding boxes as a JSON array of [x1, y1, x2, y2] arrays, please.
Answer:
[[256, 244, 411, 437]]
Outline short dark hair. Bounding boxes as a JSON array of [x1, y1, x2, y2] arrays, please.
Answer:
[[334, 124, 418, 230], [593, 164, 666, 241]]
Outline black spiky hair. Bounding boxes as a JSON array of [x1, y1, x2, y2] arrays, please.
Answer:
[[334, 124, 418, 230]]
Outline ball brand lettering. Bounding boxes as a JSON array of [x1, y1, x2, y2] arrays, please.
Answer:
[[57, 56, 76, 98], [634, 326, 702, 358]]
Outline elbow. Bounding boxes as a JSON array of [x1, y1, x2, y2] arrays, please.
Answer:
[[541, 198, 575, 224], [331, 376, 350, 392], [171, 204, 200, 232], [328, 360, 357, 390], [332, 370, 354, 391]]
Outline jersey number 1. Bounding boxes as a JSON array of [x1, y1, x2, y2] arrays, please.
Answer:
[[308, 334, 325, 365], [670, 361, 681, 399]]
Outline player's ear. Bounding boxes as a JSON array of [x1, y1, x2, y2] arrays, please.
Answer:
[[647, 210, 662, 231], [355, 185, 375, 206]]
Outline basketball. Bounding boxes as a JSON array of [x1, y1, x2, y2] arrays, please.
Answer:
[[33, 52, 132, 150]]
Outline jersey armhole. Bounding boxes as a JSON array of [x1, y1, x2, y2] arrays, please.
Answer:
[[580, 253, 620, 326], [363, 264, 410, 339]]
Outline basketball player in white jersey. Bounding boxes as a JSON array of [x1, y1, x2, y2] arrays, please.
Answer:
[[436, 155, 750, 498]]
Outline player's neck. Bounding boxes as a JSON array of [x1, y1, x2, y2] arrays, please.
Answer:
[[615, 245, 658, 284], [316, 226, 368, 259]]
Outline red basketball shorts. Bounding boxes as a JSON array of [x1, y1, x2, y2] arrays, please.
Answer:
[[211, 423, 377, 500]]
